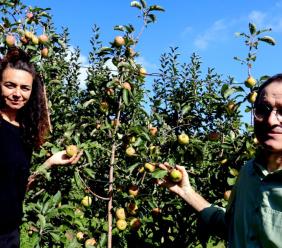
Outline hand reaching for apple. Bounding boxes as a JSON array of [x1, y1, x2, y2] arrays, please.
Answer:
[[44, 149, 83, 169], [26, 149, 83, 191], [158, 162, 211, 212], [157, 163, 193, 198]]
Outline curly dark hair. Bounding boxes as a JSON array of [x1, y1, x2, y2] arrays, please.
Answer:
[[0, 47, 49, 149]]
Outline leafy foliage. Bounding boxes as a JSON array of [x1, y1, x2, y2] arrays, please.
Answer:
[[0, 1, 275, 248]]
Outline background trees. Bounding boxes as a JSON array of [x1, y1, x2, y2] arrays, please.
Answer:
[[0, 0, 275, 247]]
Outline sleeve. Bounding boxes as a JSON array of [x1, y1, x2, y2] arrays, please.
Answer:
[[197, 205, 228, 243]]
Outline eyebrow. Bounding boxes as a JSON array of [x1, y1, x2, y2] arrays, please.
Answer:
[[3, 81, 32, 87]]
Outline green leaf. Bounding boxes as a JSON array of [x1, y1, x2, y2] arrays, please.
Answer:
[[258, 36, 276, 45], [147, 14, 156, 23], [122, 88, 129, 106], [181, 105, 191, 115], [140, 0, 147, 8], [74, 170, 84, 189], [149, 5, 165, 12], [229, 168, 239, 176], [130, 1, 142, 9], [99, 233, 107, 247], [38, 214, 46, 229], [50, 232, 61, 242], [52, 191, 61, 206], [151, 169, 168, 179], [114, 25, 125, 31], [249, 23, 256, 35]]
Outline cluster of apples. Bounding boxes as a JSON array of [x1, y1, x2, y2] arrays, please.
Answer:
[[113, 35, 147, 77], [5, 32, 49, 58], [115, 206, 141, 232], [245, 76, 257, 104]]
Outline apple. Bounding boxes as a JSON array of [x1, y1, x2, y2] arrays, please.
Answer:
[[76, 231, 84, 241], [253, 137, 259, 145], [169, 169, 183, 183], [5, 35, 16, 47], [149, 127, 158, 136], [245, 76, 256, 88], [178, 133, 189, 145], [106, 87, 114, 96], [116, 219, 127, 231], [125, 146, 136, 157], [128, 185, 139, 197], [74, 208, 84, 219], [38, 34, 49, 44], [139, 67, 147, 77], [248, 91, 257, 104], [99, 101, 109, 112], [81, 196, 92, 207], [152, 207, 161, 216], [111, 119, 120, 127], [130, 218, 141, 231], [127, 203, 138, 215], [31, 35, 39, 45], [26, 12, 33, 20], [115, 208, 126, 220], [20, 36, 28, 44], [227, 102, 236, 113], [122, 82, 132, 90], [114, 36, 125, 47], [224, 190, 232, 201], [138, 167, 145, 173], [144, 162, 155, 173], [41, 47, 49, 58], [66, 145, 78, 157], [128, 136, 136, 143], [126, 47, 136, 57], [85, 238, 97, 246], [208, 131, 220, 141], [24, 30, 33, 39]]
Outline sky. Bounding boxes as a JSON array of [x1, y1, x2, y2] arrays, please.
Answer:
[[22, 0, 282, 109]]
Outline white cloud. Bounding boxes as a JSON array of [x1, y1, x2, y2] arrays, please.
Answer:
[[66, 46, 89, 89], [194, 19, 227, 50], [181, 26, 193, 37], [248, 10, 267, 27], [135, 56, 158, 74]]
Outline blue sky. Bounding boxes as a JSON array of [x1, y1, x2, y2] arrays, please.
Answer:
[[24, 1, 282, 92]]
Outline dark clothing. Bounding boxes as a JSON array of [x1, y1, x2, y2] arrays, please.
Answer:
[[0, 118, 32, 236], [0, 228, 20, 248]]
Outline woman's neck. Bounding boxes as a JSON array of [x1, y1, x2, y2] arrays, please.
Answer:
[[0, 109, 19, 126]]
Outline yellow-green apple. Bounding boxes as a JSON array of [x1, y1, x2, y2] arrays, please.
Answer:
[[169, 168, 183, 183], [178, 133, 189, 145], [81, 196, 92, 207], [116, 219, 127, 231]]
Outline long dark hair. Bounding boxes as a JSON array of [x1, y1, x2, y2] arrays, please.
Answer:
[[0, 48, 49, 148]]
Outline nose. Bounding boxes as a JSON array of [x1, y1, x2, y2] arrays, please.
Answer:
[[266, 110, 280, 125], [12, 88, 21, 97]]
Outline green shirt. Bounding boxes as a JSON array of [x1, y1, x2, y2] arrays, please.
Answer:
[[200, 159, 282, 248]]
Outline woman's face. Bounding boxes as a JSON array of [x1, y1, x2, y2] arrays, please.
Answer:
[[0, 67, 33, 111]]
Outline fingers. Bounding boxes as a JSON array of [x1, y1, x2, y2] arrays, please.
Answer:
[[70, 150, 83, 164]]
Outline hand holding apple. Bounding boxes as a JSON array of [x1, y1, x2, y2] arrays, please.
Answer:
[[44, 148, 83, 169], [157, 163, 193, 198]]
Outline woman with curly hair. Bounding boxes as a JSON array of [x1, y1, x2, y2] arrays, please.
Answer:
[[0, 48, 81, 247]]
